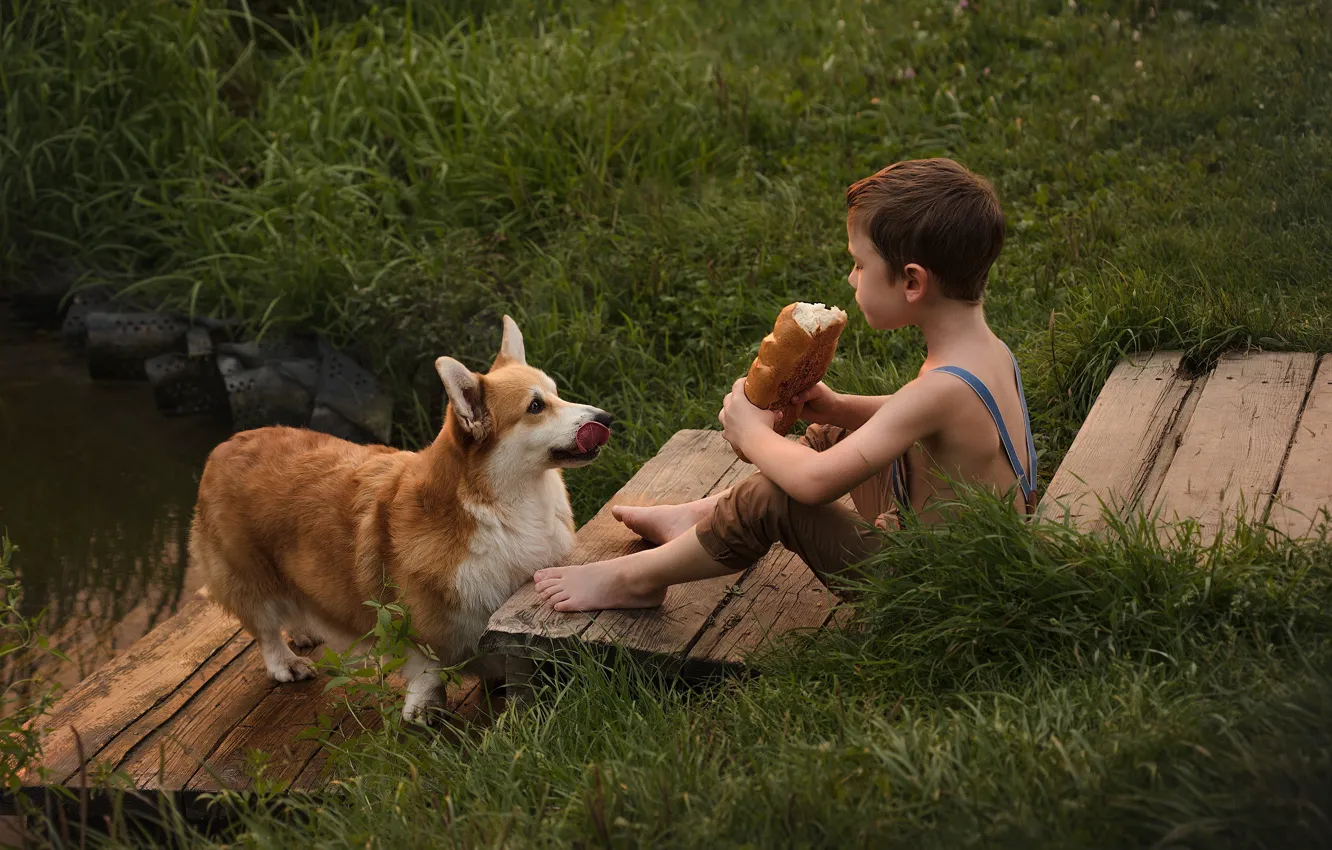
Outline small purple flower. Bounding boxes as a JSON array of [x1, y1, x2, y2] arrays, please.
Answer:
[[904, 67, 917, 79]]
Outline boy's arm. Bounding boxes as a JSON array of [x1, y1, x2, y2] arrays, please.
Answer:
[[790, 383, 890, 430], [725, 375, 960, 505], [832, 393, 895, 430]]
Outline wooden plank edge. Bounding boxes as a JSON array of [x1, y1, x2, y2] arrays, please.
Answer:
[[1264, 352, 1328, 537], [1137, 372, 1208, 520], [1148, 351, 1319, 541], [1037, 351, 1192, 529]]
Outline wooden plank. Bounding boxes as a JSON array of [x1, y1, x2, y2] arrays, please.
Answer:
[[184, 673, 339, 793], [1038, 352, 1192, 531], [480, 429, 744, 656], [1270, 354, 1332, 539], [577, 445, 755, 663], [288, 692, 388, 794], [1150, 352, 1317, 542], [1135, 372, 1209, 520], [23, 597, 243, 784], [684, 544, 839, 672], [118, 642, 280, 790], [50, 630, 255, 784], [290, 709, 383, 793]]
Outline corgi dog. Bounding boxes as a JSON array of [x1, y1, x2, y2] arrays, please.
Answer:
[[188, 316, 611, 722]]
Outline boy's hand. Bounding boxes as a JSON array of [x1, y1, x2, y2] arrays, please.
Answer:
[[790, 382, 842, 426], [719, 377, 778, 450]]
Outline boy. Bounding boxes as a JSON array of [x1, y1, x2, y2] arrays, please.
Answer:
[[534, 158, 1036, 612]]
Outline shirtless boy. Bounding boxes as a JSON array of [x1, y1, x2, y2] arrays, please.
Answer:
[[534, 157, 1037, 612]]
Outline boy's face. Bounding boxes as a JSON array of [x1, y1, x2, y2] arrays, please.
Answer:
[[846, 218, 905, 330]]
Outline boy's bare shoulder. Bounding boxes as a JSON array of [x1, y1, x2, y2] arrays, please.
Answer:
[[879, 369, 977, 423], [840, 372, 976, 464]]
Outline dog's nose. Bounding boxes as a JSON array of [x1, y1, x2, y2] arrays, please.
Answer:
[[593, 411, 614, 428]]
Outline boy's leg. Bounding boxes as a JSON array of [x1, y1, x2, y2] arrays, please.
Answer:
[[535, 469, 887, 611], [610, 424, 853, 546], [693, 470, 886, 588], [533, 424, 895, 611], [534, 526, 733, 611]]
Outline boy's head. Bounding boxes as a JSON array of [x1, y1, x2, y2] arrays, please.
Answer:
[[844, 158, 1004, 329]]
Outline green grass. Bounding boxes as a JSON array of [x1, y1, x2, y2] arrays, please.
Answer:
[[5, 0, 1332, 845]]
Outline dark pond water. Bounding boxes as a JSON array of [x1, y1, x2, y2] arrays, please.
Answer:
[[0, 306, 229, 691]]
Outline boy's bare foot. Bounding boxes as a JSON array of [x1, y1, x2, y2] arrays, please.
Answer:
[[612, 494, 721, 545], [533, 560, 666, 612]]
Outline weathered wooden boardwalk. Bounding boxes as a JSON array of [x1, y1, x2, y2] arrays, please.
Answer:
[[9, 597, 495, 819], [482, 350, 1331, 677], [12, 349, 1329, 817]]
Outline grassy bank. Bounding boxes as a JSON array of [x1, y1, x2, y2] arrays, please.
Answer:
[[5, 0, 1332, 845], [121, 504, 1332, 847]]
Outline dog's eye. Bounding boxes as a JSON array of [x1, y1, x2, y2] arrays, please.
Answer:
[[527, 397, 545, 415]]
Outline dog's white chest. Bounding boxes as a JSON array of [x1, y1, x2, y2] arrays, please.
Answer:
[[455, 471, 574, 613]]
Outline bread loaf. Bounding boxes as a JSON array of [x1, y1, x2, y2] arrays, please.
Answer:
[[742, 301, 848, 440]]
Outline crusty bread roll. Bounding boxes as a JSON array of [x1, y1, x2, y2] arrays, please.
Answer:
[[737, 302, 848, 457]]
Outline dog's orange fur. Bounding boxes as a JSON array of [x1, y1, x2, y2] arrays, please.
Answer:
[[189, 317, 606, 719]]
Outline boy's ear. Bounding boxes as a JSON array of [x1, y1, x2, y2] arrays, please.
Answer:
[[435, 356, 491, 440], [903, 263, 930, 303], [492, 315, 527, 369]]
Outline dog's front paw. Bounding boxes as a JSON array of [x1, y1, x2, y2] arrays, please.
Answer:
[[402, 692, 447, 726], [269, 655, 317, 683], [402, 672, 449, 726]]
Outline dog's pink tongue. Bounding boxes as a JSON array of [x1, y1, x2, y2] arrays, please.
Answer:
[[576, 421, 611, 453]]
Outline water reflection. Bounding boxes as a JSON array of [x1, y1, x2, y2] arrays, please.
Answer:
[[0, 312, 229, 692]]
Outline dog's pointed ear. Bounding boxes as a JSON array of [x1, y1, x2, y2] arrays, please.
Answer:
[[492, 315, 526, 369], [435, 357, 491, 440]]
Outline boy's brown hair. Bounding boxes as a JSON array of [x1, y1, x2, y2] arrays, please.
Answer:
[[845, 158, 1005, 302]]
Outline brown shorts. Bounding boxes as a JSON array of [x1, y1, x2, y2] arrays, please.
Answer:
[[694, 424, 905, 585]]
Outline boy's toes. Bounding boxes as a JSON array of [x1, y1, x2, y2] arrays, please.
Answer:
[[552, 593, 576, 612], [533, 568, 557, 583]]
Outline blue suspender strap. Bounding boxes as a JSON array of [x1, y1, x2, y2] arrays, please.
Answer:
[[930, 360, 1036, 502], [1007, 347, 1039, 503], [888, 455, 910, 509]]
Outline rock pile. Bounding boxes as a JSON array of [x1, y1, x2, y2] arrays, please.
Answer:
[[57, 286, 393, 444]]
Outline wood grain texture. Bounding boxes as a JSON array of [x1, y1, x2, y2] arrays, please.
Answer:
[[1270, 355, 1332, 539], [24, 597, 242, 784], [1038, 352, 1191, 531], [120, 643, 283, 790], [481, 429, 742, 655], [1150, 352, 1316, 542], [685, 545, 839, 671], [52, 630, 255, 785], [185, 672, 344, 793]]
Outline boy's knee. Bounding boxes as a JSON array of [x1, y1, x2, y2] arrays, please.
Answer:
[[739, 474, 798, 526]]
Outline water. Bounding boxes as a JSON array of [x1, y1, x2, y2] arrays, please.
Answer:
[[0, 306, 230, 692]]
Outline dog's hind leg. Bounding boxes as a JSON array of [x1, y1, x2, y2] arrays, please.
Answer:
[[256, 599, 317, 683], [285, 606, 328, 651]]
